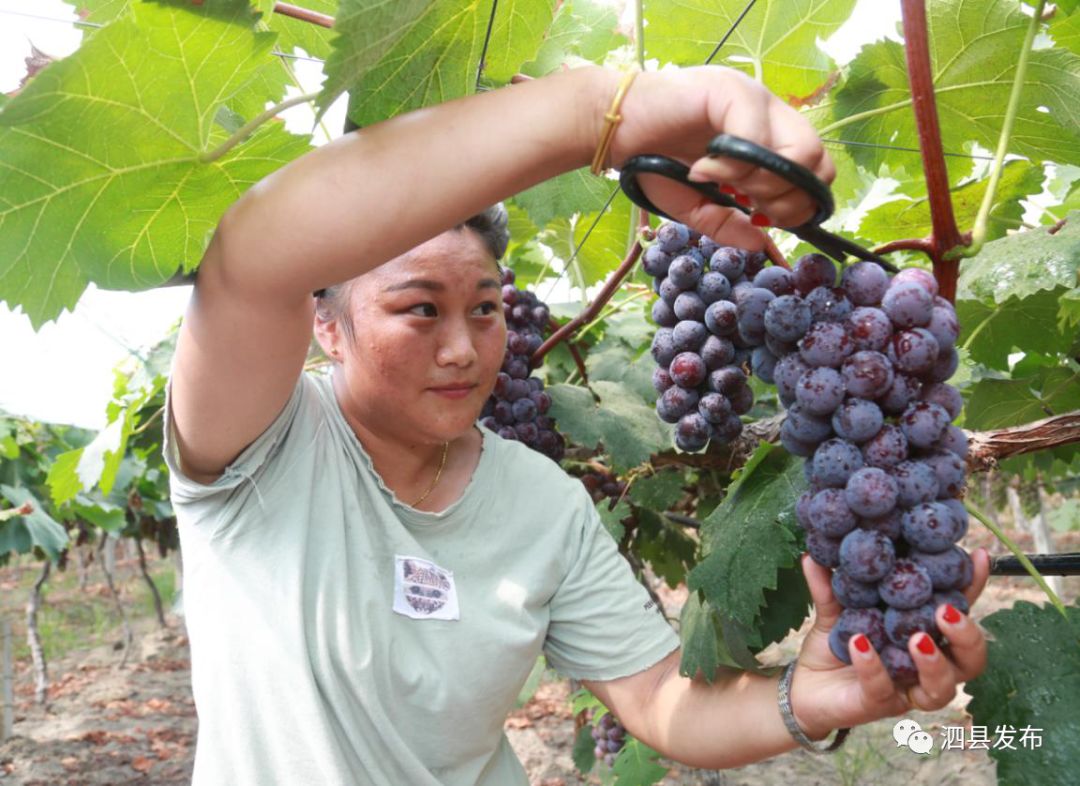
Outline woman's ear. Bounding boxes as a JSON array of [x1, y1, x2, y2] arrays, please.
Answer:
[[313, 309, 342, 360]]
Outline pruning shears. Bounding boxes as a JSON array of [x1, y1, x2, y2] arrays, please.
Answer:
[[619, 133, 897, 271]]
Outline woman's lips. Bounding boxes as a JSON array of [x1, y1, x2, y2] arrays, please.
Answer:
[[429, 384, 476, 400]]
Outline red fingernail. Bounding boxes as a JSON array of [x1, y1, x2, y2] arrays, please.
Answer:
[[943, 604, 962, 624], [719, 184, 737, 195], [916, 634, 936, 655], [735, 193, 752, 207], [750, 213, 771, 227], [853, 634, 871, 654]]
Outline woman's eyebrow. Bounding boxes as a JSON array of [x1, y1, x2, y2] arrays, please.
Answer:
[[384, 278, 501, 292]]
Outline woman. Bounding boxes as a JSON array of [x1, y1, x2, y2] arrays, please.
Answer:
[[165, 64, 989, 784]]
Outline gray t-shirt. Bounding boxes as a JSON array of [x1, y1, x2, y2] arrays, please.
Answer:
[[164, 371, 679, 786]]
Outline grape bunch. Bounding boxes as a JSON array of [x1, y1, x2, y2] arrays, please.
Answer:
[[480, 269, 566, 461], [769, 256, 973, 685], [592, 711, 626, 767], [581, 470, 628, 508], [643, 221, 768, 452]]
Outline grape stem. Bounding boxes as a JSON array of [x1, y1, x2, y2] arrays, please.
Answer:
[[964, 502, 1069, 619], [953, 0, 1047, 261], [546, 316, 589, 383], [199, 91, 321, 164], [272, 2, 334, 28]]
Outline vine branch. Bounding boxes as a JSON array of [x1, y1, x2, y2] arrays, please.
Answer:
[[199, 91, 321, 164], [272, 2, 334, 28]]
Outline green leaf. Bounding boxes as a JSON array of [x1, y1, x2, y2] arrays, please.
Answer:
[[514, 171, 615, 232], [746, 562, 813, 651], [679, 594, 731, 680], [957, 288, 1073, 369], [71, 497, 126, 533], [687, 443, 804, 627], [572, 724, 597, 774], [958, 211, 1080, 305], [629, 470, 684, 512], [585, 338, 655, 405], [0, 485, 68, 560], [1048, 499, 1080, 533], [596, 498, 630, 542], [482, 0, 558, 83], [521, 0, 628, 77], [0, 0, 311, 326], [547, 381, 671, 473], [831, 0, 1080, 178], [860, 160, 1044, 242], [610, 738, 668, 786], [264, 0, 338, 60], [645, 0, 857, 102], [632, 509, 697, 589], [965, 601, 1080, 786], [46, 449, 83, 507], [964, 368, 1080, 430]]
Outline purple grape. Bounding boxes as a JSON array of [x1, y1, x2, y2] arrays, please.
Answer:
[[899, 401, 951, 449], [751, 347, 779, 383], [642, 245, 673, 277], [893, 267, 939, 297], [862, 424, 909, 469], [858, 509, 903, 539], [806, 530, 842, 568], [832, 399, 884, 443], [697, 235, 720, 260], [884, 603, 940, 648], [658, 276, 681, 306], [708, 366, 747, 395], [728, 383, 754, 415], [672, 319, 708, 352], [805, 286, 854, 324], [507, 331, 531, 355], [795, 367, 846, 416], [878, 559, 934, 609], [503, 355, 530, 379], [515, 421, 539, 443], [799, 322, 854, 368], [926, 345, 959, 383], [828, 607, 887, 664], [922, 451, 966, 498], [941, 498, 970, 539], [493, 399, 515, 425], [753, 266, 796, 296], [493, 372, 512, 398], [845, 306, 892, 352], [926, 305, 959, 349], [902, 502, 960, 553], [831, 569, 881, 608], [656, 222, 691, 253], [784, 403, 833, 444], [842, 351, 895, 399], [698, 393, 733, 424], [651, 328, 677, 366], [775, 354, 811, 404], [891, 460, 940, 506], [676, 412, 712, 451], [845, 467, 899, 517], [656, 386, 699, 423], [764, 294, 812, 342], [669, 352, 707, 388], [674, 291, 707, 322], [730, 280, 755, 305], [881, 644, 918, 685], [650, 297, 676, 328], [933, 589, 969, 616], [780, 422, 816, 457], [712, 413, 744, 442], [812, 438, 865, 489], [704, 300, 738, 336], [793, 253, 837, 294], [498, 426, 518, 440], [888, 328, 940, 375], [935, 425, 969, 459], [512, 397, 537, 423], [701, 335, 736, 370], [909, 546, 973, 591], [668, 254, 704, 289], [529, 390, 551, 414], [796, 490, 814, 529], [883, 280, 934, 328], [652, 366, 673, 394], [839, 528, 895, 582], [696, 271, 733, 304], [709, 247, 747, 279], [841, 261, 890, 306], [744, 251, 768, 279], [765, 333, 799, 359], [735, 287, 776, 343], [920, 383, 963, 420], [877, 373, 922, 416], [808, 488, 857, 537]]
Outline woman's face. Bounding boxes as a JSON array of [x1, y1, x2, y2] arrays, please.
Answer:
[[324, 229, 507, 446]]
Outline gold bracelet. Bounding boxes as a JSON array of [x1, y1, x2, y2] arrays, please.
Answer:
[[589, 70, 640, 176]]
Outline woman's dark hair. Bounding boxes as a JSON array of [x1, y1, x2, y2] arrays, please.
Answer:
[[314, 203, 510, 344]]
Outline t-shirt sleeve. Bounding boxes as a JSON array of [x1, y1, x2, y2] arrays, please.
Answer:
[[542, 495, 680, 681], [161, 374, 312, 538]]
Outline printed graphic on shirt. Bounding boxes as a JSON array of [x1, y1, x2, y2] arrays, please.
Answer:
[[392, 555, 461, 621]]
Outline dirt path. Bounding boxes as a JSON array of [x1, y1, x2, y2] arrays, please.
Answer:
[[0, 527, 1075, 785]]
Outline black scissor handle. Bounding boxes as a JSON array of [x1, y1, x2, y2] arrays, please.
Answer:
[[618, 155, 740, 224]]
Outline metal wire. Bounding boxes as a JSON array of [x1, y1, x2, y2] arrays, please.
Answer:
[[705, 0, 757, 65], [822, 137, 997, 162], [475, 0, 500, 92]]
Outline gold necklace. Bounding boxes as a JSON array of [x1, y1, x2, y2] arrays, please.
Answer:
[[411, 441, 449, 507]]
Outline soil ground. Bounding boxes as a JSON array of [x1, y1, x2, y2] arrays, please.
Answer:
[[0, 525, 1076, 786]]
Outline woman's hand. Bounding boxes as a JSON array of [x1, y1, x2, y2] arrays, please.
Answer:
[[786, 549, 991, 739], [606, 66, 835, 249]]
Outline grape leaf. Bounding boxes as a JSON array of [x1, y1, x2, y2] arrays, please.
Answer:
[[746, 562, 813, 651], [859, 160, 1043, 243], [957, 211, 1080, 305], [571, 724, 596, 774], [963, 368, 1080, 430], [0, 486, 68, 560], [629, 470, 684, 512], [0, 0, 311, 326], [632, 509, 697, 589], [831, 0, 1080, 178], [514, 172, 615, 234], [965, 601, 1080, 786], [547, 381, 671, 472], [596, 498, 630, 542], [521, 0, 628, 77], [585, 338, 655, 405], [334, 0, 553, 125], [957, 288, 1073, 369], [645, 0, 857, 102], [687, 443, 804, 628], [1051, 8, 1080, 57], [611, 738, 668, 786]]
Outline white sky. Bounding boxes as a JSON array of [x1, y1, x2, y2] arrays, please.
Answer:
[[0, 0, 900, 429]]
